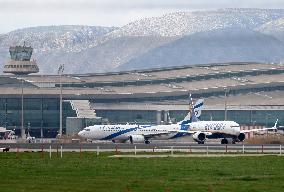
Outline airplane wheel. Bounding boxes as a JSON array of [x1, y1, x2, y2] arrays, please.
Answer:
[[221, 138, 228, 144], [198, 141, 204, 144], [145, 140, 151, 144]]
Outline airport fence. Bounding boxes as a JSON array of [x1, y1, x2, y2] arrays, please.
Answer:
[[1, 143, 283, 158]]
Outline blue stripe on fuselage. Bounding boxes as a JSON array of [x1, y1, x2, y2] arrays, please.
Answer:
[[181, 115, 198, 125], [102, 127, 138, 140], [170, 124, 189, 139], [102, 125, 153, 140], [181, 120, 190, 125]]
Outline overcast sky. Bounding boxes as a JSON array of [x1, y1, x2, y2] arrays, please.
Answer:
[[1, 0, 284, 34]]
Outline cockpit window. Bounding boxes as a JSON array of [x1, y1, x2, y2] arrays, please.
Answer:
[[85, 129, 90, 131]]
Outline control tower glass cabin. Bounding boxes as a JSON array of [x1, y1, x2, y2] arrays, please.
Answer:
[[3, 45, 39, 75]]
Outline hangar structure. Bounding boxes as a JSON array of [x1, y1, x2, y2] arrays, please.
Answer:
[[0, 62, 283, 138]]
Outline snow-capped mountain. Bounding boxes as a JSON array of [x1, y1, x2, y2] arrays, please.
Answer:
[[0, 25, 117, 73], [1, 8, 284, 74], [0, 25, 117, 53], [118, 28, 284, 71], [257, 18, 284, 43], [106, 8, 284, 37]]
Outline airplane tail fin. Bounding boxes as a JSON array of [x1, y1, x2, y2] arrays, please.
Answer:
[[193, 99, 204, 118], [180, 94, 204, 124], [273, 119, 279, 129]]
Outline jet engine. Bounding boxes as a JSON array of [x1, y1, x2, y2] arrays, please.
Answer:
[[129, 135, 147, 144], [192, 132, 206, 144], [237, 133, 246, 142]]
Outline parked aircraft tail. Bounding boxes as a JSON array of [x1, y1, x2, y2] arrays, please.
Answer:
[[273, 119, 278, 129], [180, 94, 204, 124], [194, 99, 204, 118]]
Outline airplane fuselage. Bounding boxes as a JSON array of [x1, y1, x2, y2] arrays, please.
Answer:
[[78, 124, 189, 142], [78, 121, 241, 143], [190, 121, 241, 136]]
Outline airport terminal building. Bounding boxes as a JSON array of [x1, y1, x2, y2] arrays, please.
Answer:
[[0, 62, 283, 138]]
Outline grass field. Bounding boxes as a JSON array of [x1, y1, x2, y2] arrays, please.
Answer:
[[0, 152, 283, 192]]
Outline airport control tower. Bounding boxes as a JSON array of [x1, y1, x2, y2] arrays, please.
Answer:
[[3, 43, 39, 75]]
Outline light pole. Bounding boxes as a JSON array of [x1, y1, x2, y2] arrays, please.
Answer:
[[58, 64, 64, 137], [21, 78, 25, 139], [27, 122, 31, 137], [224, 88, 228, 121]]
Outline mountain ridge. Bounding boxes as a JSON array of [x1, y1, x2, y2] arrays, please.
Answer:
[[118, 28, 284, 71], [1, 8, 284, 74]]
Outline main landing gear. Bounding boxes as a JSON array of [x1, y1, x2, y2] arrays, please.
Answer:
[[221, 138, 236, 144]]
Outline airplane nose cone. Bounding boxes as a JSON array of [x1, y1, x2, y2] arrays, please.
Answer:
[[78, 131, 83, 137]]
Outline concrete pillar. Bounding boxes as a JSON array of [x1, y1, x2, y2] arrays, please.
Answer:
[[156, 110, 162, 125], [163, 110, 169, 124], [40, 128, 43, 139]]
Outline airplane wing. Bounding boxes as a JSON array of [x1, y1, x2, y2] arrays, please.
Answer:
[[241, 119, 278, 133], [142, 128, 215, 138], [142, 130, 179, 138], [176, 130, 213, 136], [242, 127, 277, 133]]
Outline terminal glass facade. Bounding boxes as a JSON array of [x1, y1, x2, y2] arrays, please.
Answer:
[[171, 110, 283, 127], [0, 98, 76, 138], [96, 109, 283, 127], [96, 110, 156, 124]]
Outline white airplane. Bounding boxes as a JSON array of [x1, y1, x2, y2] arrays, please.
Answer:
[[78, 99, 204, 144], [78, 95, 278, 144], [0, 127, 17, 140], [181, 119, 278, 144], [178, 96, 279, 144]]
